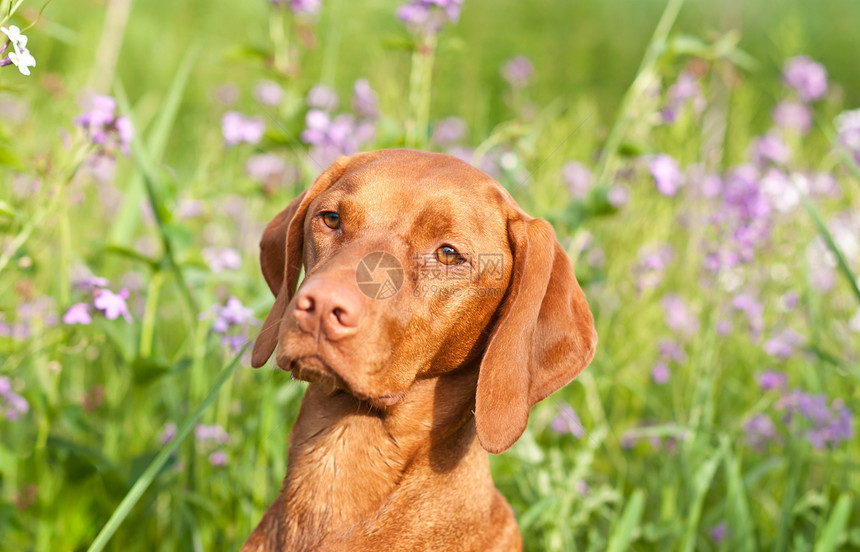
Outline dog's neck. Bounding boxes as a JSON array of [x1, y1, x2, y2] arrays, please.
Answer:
[[271, 366, 488, 547]]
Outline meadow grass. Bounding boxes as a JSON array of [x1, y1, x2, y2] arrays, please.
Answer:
[[1, 0, 859, 550]]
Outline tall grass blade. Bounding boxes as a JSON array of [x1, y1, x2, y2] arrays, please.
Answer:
[[813, 494, 852, 552], [606, 488, 645, 552], [595, 0, 686, 185], [720, 437, 756, 551], [803, 198, 860, 304], [680, 449, 722, 552], [114, 82, 199, 313], [109, 44, 201, 246], [85, 345, 247, 552]]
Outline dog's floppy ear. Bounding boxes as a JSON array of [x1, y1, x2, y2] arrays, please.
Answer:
[[475, 216, 597, 454], [251, 152, 383, 368]]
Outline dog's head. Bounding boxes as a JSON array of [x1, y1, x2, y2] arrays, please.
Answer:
[[252, 149, 596, 453]]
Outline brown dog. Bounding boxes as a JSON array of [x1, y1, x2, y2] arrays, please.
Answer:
[[242, 149, 596, 551]]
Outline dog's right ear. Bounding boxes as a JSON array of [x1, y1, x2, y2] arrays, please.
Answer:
[[259, 190, 306, 298], [251, 151, 386, 368]]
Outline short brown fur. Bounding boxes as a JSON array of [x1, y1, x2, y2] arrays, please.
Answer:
[[242, 149, 597, 551]]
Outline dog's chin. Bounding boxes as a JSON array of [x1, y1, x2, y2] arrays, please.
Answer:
[[279, 354, 405, 409]]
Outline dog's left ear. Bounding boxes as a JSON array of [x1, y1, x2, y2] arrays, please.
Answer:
[[251, 151, 387, 368], [475, 216, 597, 454]]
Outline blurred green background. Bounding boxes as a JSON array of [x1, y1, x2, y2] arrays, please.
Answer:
[[1, 0, 859, 550]]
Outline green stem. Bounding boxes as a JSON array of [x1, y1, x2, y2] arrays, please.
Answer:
[[139, 270, 164, 358], [0, 0, 25, 26], [803, 198, 860, 304], [270, 7, 290, 75], [190, 313, 211, 404], [595, 0, 686, 185], [88, 0, 134, 93], [59, 185, 71, 306], [86, 346, 248, 552], [0, 150, 87, 277], [406, 35, 437, 148]]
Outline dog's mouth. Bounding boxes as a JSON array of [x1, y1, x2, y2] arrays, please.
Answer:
[[281, 354, 405, 408]]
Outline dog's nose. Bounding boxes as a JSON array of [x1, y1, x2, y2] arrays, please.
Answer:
[[293, 279, 363, 341]]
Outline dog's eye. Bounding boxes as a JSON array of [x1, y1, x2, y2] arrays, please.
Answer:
[[435, 245, 464, 265], [322, 212, 340, 229]]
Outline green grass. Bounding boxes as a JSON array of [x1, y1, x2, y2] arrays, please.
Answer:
[[1, 0, 859, 550]]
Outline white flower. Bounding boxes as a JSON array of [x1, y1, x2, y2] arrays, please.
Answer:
[[1, 25, 27, 54], [7, 48, 35, 75], [2, 25, 35, 76]]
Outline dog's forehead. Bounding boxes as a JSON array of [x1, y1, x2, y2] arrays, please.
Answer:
[[352, 150, 512, 220], [329, 151, 515, 235]]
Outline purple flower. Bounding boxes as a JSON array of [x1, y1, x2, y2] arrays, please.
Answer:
[[0, 377, 29, 421], [195, 423, 230, 445], [809, 172, 840, 198], [301, 108, 375, 167], [658, 339, 687, 364], [757, 371, 787, 391], [214, 83, 239, 105], [750, 132, 791, 166], [176, 198, 205, 219], [763, 328, 804, 358], [732, 293, 764, 339], [397, 0, 464, 35], [773, 101, 812, 134], [724, 165, 769, 220], [550, 402, 585, 438], [352, 79, 379, 120], [661, 294, 699, 337], [500, 56, 534, 88], [221, 111, 265, 146], [783, 56, 828, 102], [17, 296, 58, 327], [649, 154, 684, 196], [780, 291, 800, 311], [575, 479, 590, 496], [270, 0, 321, 15], [698, 173, 722, 198], [709, 522, 728, 545], [209, 450, 228, 466], [777, 389, 855, 449], [254, 80, 284, 106], [202, 247, 241, 273], [661, 71, 705, 123], [633, 243, 673, 293], [159, 422, 177, 444], [63, 303, 92, 325], [836, 109, 860, 164], [446, 146, 474, 165], [562, 161, 592, 199], [607, 185, 630, 208], [93, 288, 132, 322], [221, 333, 250, 354], [431, 116, 467, 148], [246, 153, 296, 189], [307, 84, 339, 112], [651, 362, 670, 384], [211, 297, 255, 334], [744, 414, 776, 450], [75, 94, 134, 155], [73, 272, 110, 292]]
